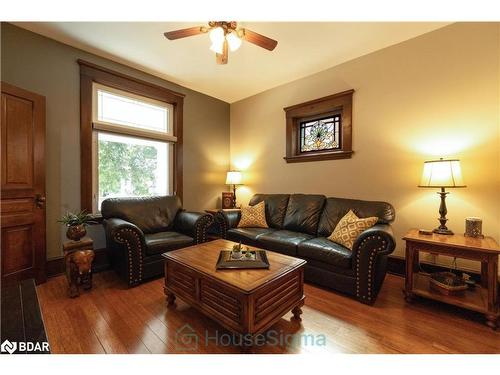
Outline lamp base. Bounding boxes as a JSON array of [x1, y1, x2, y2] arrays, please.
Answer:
[[433, 188, 454, 236], [433, 227, 454, 235], [232, 184, 237, 209]]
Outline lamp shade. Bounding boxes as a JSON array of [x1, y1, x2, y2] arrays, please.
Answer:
[[226, 171, 242, 185], [418, 158, 466, 188]]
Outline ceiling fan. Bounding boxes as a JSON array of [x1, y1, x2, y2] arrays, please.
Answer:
[[164, 21, 278, 65]]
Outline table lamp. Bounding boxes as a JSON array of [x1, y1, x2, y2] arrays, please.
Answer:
[[418, 158, 466, 235], [225, 171, 242, 208]]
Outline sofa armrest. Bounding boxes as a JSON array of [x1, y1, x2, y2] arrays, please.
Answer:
[[216, 210, 241, 239], [103, 218, 146, 286], [351, 224, 396, 304], [174, 210, 213, 243]]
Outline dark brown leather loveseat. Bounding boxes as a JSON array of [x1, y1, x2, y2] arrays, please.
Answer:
[[102, 196, 212, 286], [217, 194, 396, 304]]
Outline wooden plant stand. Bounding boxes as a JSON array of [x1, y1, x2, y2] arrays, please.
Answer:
[[63, 237, 95, 298]]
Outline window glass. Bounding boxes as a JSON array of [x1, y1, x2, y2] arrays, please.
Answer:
[[97, 132, 170, 210], [300, 115, 341, 153], [97, 88, 170, 134]]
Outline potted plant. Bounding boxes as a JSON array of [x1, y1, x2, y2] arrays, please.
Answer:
[[58, 210, 97, 241], [231, 242, 243, 259]]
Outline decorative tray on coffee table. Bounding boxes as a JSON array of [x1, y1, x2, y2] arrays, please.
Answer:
[[216, 250, 270, 270]]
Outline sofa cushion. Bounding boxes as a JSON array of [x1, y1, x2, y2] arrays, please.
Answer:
[[238, 201, 268, 228], [101, 196, 182, 234], [282, 194, 326, 235], [328, 210, 378, 250], [227, 228, 276, 244], [249, 194, 290, 229], [317, 197, 395, 237], [144, 231, 194, 255], [257, 230, 313, 256], [298, 237, 352, 269]]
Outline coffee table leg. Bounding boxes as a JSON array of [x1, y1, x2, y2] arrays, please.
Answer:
[[164, 287, 176, 306], [292, 299, 305, 321]]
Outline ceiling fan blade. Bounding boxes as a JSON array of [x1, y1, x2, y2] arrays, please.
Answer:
[[241, 28, 278, 51], [164, 26, 206, 40]]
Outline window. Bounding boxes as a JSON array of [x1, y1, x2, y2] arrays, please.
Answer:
[[299, 114, 341, 153], [96, 87, 170, 133], [92, 84, 175, 211], [284, 90, 353, 163], [79, 60, 184, 213]]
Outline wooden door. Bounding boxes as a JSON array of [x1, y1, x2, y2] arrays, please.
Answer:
[[1, 82, 46, 285]]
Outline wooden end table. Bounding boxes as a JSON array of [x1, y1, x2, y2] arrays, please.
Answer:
[[403, 229, 499, 329]]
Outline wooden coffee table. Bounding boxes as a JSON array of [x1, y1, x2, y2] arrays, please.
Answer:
[[162, 239, 306, 341]]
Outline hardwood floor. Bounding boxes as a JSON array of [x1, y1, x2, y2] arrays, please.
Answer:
[[36, 272, 499, 354]]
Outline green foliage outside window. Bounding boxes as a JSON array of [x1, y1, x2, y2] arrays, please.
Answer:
[[98, 139, 158, 199]]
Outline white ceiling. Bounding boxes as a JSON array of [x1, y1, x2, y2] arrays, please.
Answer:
[[14, 22, 449, 103]]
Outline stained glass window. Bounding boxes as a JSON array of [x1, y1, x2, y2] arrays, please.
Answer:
[[299, 115, 341, 153]]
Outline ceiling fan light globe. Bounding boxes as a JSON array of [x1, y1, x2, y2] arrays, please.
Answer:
[[209, 27, 225, 45], [226, 32, 242, 51], [209, 42, 224, 55]]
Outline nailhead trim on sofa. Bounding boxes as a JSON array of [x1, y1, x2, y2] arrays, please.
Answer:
[[114, 227, 144, 286], [215, 211, 228, 239], [355, 235, 387, 303], [195, 215, 214, 243]]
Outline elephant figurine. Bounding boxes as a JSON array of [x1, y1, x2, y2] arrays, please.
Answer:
[[65, 249, 95, 298]]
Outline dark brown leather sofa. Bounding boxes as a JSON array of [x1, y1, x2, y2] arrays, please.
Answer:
[[217, 194, 396, 304], [102, 196, 212, 287]]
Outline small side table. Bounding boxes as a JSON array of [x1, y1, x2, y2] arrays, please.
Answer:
[[63, 237, 94, 298], [63, 237, 94, 255], [403, 229, 499, 329]]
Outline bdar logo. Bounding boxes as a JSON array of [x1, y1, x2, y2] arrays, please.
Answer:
[[1, 340, 17, 354]]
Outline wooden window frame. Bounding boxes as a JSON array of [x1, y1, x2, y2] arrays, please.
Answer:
[[78, 60, 185, 212], [283, 90, 354, 163]]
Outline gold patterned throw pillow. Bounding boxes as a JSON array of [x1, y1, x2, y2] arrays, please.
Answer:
[[237, 201, 268, 228], [328, 210, 378, 250]]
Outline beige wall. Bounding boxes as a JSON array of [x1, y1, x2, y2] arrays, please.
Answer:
[[230, 23, 500, 271], [2, 22, 499, 270], [1, 23, 230, 259]]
